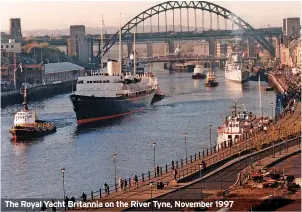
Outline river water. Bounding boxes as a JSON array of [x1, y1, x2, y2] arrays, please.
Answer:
[[1, 64, 275, 199]]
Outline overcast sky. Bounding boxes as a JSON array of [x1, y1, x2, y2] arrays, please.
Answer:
[[0, 0, 301, 31]]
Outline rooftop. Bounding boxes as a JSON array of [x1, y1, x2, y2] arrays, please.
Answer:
[[44, 62, 84, 73]]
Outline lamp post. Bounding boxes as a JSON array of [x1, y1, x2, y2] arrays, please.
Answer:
[[184, 133, 188, 162], [270, 102, 274, 121], [199, 163, 203, 200], [209, 125, 212, 150], [152, 141, 156, 170], [113, 153, 117, 192], [261, 107, 264, 120], [150, 182, 153, 211], [61, 168, 65, 200]]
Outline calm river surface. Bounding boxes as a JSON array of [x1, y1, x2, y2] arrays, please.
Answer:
[[1, 64, 275, 199]]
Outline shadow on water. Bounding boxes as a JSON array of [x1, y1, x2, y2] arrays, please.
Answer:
[[10, 136, 45, 144], [74, 117, 125, 135]]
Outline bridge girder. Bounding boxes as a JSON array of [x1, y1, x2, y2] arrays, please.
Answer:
[[102, 1, 276, 58]]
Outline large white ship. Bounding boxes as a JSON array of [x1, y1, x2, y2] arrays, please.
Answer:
[[225, 53, 250, 83]]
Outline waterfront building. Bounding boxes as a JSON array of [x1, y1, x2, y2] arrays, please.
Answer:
[[1, 32, 10, 42], [1, 39, 21, 54], [1, 64, 44, 89], [67, 25, 90, 63], [283, 18, 301, 38], [44, 62, 85, 83], [9, 18, 22, 43], [216, 41, 227, 57], [193, 40, 209, 55]]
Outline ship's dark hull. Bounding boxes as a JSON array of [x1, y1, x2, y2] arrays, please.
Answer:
[[151, 93, 165, 104], [205, 81, 219, 87], [10, 125, 57, 139], [192, 74, 206, 79], [70, 92, 155, 125]]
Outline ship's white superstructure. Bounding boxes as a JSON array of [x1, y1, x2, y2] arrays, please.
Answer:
[[193, 64, 204, 75], [216, 102, 256, 149], [225, 54, 250, 83], [74, 61, 156, 98]]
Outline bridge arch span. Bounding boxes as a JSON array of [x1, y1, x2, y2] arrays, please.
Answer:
[[102, 1, 275, 57]]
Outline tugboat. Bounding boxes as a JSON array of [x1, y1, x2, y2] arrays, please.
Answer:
[[204, 70, 219, 87], [192, 64, 206, 79], [9, 87, 56, 139]]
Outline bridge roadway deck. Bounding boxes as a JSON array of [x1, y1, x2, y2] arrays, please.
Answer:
[[68, 103, 300, 211]]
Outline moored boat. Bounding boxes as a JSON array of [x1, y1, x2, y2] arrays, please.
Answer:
[[9, 87, 56, 139], [225, 52, 250, 83], [216, 101, 257, 149]]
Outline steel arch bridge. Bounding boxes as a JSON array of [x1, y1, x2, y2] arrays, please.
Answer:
[[102, 1, 276, 58]]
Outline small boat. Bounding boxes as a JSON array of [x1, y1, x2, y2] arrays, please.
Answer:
[[151, 87, 165, 104], [204, 70, 219, 87], [9, 86, 56, 139], [192, 64, 206, 79]]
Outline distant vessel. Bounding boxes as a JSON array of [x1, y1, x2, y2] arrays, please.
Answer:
[[216, 101, 256, 149], [225, 53, 250, 83], [172, 63, 195, 73], [204, 69, 219, 87], [192, 64, 206, 79], [9, 87, 56, 139]]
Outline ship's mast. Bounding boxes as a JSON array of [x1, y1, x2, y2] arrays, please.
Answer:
[[20, 86, 29, 110], [119, 13, 122, 75], [100, 14, 104, 72], [133, 32, 136, 75], [229, 100, 240, 117]]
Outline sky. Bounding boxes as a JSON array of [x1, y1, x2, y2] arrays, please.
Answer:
[[0, 0, 301, 32]]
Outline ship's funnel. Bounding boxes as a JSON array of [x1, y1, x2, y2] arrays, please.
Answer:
[[107, 60, 121, 76]]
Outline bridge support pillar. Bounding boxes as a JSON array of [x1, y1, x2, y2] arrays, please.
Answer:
[[147, 43, 153, 57], [166, 40, 175, 54], [219, 60, 224, 68], [208, 40, 216, 56], [127, 40, 133, 57], [275, 37, 281, 59], [247, 37, 255, 57]]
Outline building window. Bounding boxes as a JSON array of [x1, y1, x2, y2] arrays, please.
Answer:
[[6, 45, 8, 48], [1, 45, 2, 48], [11, 45, 14, 48]]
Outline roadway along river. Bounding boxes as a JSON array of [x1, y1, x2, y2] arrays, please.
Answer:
[[1, 64, 276, 199]]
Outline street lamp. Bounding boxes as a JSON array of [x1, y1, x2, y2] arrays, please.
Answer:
[[261, 107, 264, 120], [61, 168, 65, 200], [150, 182, 153, 211], [209, 125, 212, 150], [184, 133, 188, 162], [113, 153, 117, 192], [152, 141, 156, 170], [270, 103, 274, 122], [199, 163, 203, 200]]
